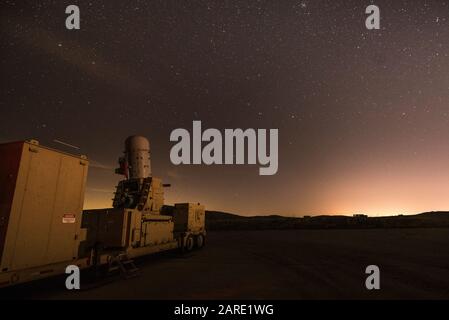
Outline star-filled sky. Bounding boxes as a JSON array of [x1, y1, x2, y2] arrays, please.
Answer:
[[1, 0, 449, 216]]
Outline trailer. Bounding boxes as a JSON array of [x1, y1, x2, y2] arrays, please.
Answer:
[[0, 136, 206, 288]]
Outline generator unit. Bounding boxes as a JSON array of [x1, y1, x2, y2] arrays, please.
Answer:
[[172, 203, 206, 251]]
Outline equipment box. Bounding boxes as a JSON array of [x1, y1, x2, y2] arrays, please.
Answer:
[[81, 208, 134, 249], [173, 203, 205, 233], [0, 140, 88, 272]]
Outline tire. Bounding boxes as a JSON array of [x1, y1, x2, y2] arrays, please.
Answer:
[[196, 234, 205, 249], [185, 236, 194, 252]]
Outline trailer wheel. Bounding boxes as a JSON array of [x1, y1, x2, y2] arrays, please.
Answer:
[[185, 236, 194, 252], [196, 234, 205, 249]]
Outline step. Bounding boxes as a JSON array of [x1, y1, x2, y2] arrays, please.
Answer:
[[108, 266, 120, 272]]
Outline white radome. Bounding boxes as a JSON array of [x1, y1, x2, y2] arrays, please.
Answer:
[[125, 135, 151, 179]]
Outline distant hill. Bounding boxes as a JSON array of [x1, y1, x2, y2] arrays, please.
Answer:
[[205, 210, 244, 221], [205, 210, 449, 231], [417, 211, 449, 218]]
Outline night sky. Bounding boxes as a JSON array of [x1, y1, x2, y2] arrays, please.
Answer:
[[1, 0, 449, 216]]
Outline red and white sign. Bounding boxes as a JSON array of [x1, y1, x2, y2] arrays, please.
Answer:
[[62, 214, 76, 223]]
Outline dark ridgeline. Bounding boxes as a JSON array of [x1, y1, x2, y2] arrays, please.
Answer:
[[202, 210, 449, 231]]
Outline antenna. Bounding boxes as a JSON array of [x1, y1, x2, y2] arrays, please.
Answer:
[[53, 139, 80, 150]]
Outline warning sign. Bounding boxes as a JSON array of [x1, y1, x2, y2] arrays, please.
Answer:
[[62, 214, 76, 223]]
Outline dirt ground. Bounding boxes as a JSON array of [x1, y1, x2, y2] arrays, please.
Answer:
[[2, 228, 449, 299]]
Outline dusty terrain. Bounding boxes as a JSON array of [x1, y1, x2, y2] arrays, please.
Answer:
[[2, 228, 449, 299]]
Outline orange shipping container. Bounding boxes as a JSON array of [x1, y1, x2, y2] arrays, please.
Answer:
[[0, 140, 88, 286]]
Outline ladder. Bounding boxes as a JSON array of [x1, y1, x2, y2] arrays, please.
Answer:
[[107, 253, 139, 279]]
